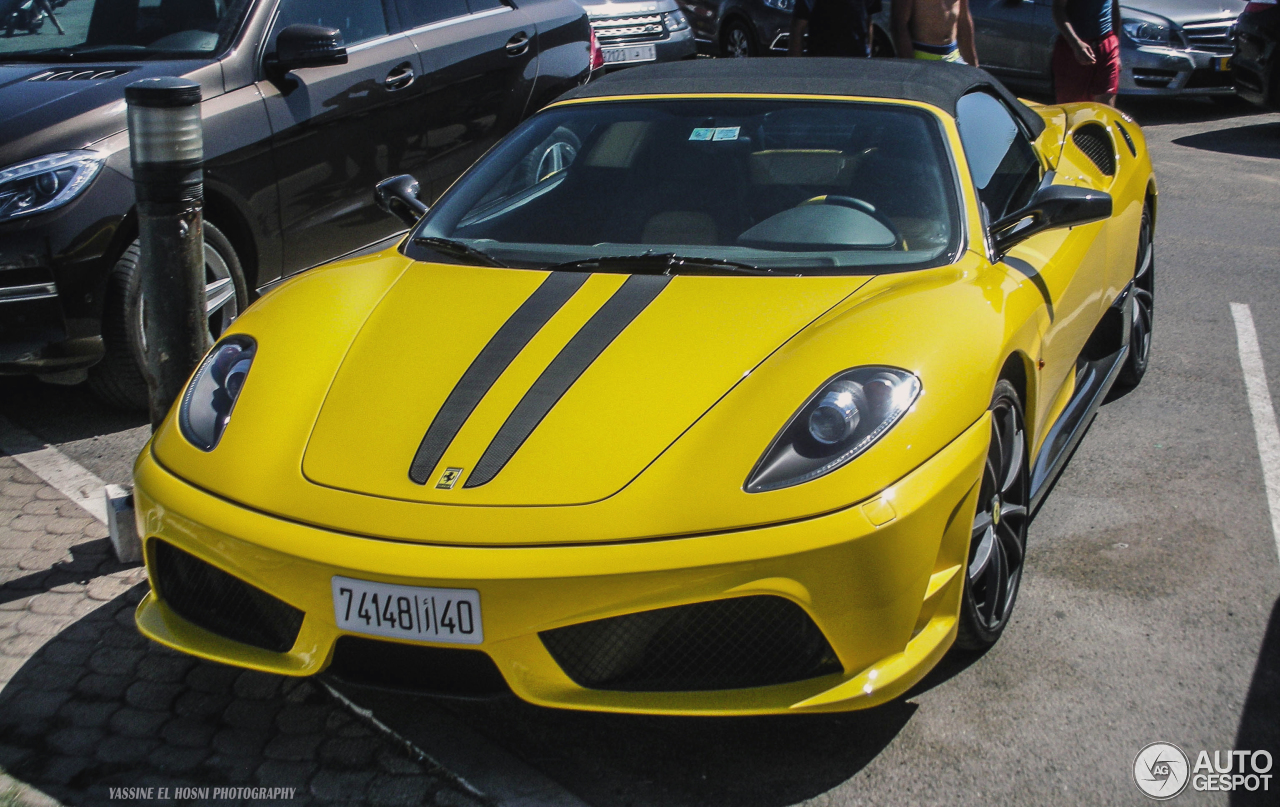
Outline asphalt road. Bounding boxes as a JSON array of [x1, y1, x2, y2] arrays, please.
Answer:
[[1, 97, 1278, 807]]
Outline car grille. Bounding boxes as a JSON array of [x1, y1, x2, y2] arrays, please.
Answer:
[[591, 14, 666, 46], [151, 540, 305, 653], [1073, 123, 1116, 176], [1181, 19, 1235, 52], [326, 636, 510, 697], [1131, 68, 1178, 88], [540, 596, 842, 692]]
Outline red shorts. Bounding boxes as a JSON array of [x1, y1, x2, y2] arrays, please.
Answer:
[[1053, 33, 1121, 102]]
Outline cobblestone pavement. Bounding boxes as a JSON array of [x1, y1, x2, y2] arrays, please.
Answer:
[[0, 455, 487, 807]]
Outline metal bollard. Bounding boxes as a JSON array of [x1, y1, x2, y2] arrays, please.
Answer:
[[124, 77, 208, 431]]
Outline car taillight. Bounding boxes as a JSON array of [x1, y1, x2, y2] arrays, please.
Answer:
[[589, 29, 604, 71], [1244, 0, 1276, 11]]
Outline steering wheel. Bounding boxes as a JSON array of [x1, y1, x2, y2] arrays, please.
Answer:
[[803, 195, 905, 250]]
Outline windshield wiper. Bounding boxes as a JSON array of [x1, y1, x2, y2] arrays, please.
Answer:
[[543, 253, 785, 276], [0, 47, 182, 63], [412, 237, 509, 268]]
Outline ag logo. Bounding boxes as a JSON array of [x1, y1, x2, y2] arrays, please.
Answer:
[[436, 467, 464, 490], [1134, 742, 1190, 800]]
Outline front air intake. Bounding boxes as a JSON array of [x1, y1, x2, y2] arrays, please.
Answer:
[[1073, 123, 1116, 176], [151, 540, 304, 653], [540, 596, 842, 692]]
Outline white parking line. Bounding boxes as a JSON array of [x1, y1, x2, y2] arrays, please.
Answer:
[[0, 414, 107, 524], [1230, 302, 1280, 563]]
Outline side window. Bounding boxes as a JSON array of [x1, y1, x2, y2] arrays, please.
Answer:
[[955, 92, 1041, 222], [396, 0, 469, 28], [271, 0, 389, 47]]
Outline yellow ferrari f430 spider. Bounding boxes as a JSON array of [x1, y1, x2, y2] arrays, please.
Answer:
[[133, 59, 1155, 715]]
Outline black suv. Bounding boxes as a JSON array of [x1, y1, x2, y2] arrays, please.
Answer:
[[0, 0, 591, 408]]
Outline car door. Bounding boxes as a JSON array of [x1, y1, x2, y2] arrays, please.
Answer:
[[258, 0, 429, 275], [971, 0, 1054, 77], [956, 92, 1107, 434], [397, 0, 538, 202]]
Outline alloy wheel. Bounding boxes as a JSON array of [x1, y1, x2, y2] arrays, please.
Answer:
[[1129, 208, 1154, 372], [966, 391, 1029, 636], [727, 27, 751, 57], [138, 239, 240, 352]]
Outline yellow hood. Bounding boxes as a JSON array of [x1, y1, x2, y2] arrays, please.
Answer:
[[300, 262, 868, 506]]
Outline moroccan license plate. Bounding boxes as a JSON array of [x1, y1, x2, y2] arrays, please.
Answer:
[[1216, 56, 1231, 71], [603, 44, 657, 64], [332, 576, 483, 644]]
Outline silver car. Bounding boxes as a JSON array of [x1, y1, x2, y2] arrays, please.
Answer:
[[872, 0, 1241, 97], [581, 0, 699, 68]]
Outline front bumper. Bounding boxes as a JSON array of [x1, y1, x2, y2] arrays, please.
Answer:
[[1120, 43, 1236, 96], [134, 413, 989, 716]]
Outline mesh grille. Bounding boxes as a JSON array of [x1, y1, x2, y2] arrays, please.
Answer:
[[326, 636, 510, 697], [152, 541, 304, 653], [540, 596, 841, 692], [1073, 124, 1115, 176]]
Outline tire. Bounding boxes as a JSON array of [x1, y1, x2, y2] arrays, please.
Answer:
[[1114, 202, 1154, 390], [956, 379, 1030, 650], [720, 18, 756, 58], [87, 221, 248, 411]]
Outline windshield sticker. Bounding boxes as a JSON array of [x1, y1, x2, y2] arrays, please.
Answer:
[[689, 127, 740, 141]]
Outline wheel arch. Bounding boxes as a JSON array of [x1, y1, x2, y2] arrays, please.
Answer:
[[202, 186, 261, 296], [718, 10, 760, 49]]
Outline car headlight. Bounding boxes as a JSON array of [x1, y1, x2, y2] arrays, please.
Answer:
[[179, 335, 256, 451], [0, 151, 104, 223], [664, 9, 690, 31], [1122, 18, 1174, 46], [745, 367, 921, 493]]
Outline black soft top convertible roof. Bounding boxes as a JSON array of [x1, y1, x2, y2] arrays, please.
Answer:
[[557, 58, 1045, 138]]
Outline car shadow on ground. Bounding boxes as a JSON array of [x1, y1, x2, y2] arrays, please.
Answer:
[[1170, 122, 1280, 160], [1231, 594, 1280, 807], [0, 377, 146, 446], [0, 585, 473, 807], [1118, 97, 1271, 128], [425, 645, 988, 807]]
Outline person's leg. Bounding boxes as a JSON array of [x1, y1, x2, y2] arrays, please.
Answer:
[[35, 0, 64, 33], [1091, 33, 1121, 106], [1052, 37, 1092, 103]]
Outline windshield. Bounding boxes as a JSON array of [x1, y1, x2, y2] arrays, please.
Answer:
[[0, 0, 253, 61], [409, 99, 962, 275]]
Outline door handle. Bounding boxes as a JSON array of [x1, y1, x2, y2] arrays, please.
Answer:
[[384, 63, 415, 90], [505, 32, 530, 56]]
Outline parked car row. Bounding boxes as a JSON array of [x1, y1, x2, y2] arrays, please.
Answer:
[[0, 0, 595, 409]]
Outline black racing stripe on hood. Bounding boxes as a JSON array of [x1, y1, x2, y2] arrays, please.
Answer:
[[408, 272, 588, 484], [465, 274, 671, 488]]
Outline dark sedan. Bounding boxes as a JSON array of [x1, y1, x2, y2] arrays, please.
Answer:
[[0, 0, 592, 409], [1233, 0, 1280, 107]]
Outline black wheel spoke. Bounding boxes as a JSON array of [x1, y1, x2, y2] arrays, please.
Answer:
[[997, 521, 1024, 569]]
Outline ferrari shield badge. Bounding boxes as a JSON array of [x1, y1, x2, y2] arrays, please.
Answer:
[[436, 467, 463, 490]]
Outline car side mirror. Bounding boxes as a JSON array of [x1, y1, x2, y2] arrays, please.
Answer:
[[376, 175, 429, 226], [990, 184, 1112, 257], [268, 25, 348, 74]]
